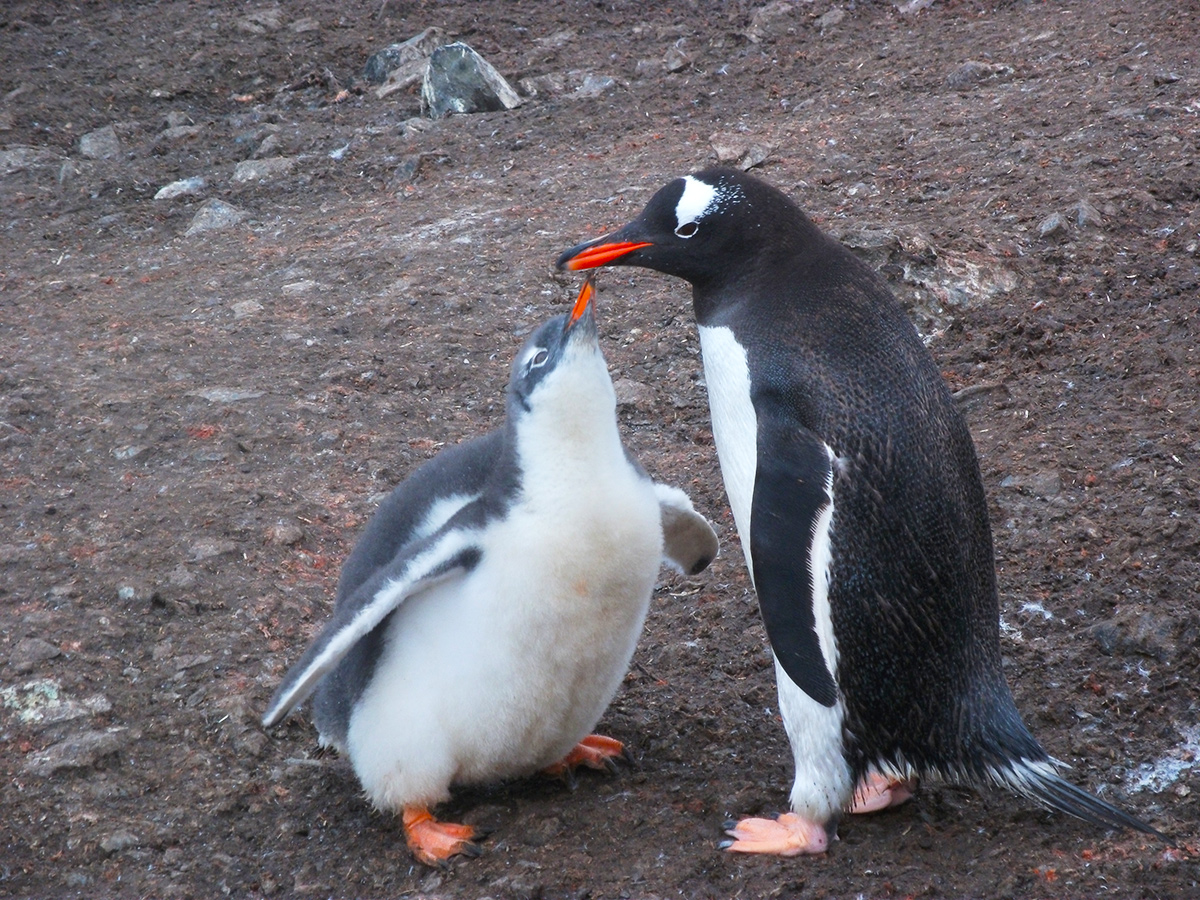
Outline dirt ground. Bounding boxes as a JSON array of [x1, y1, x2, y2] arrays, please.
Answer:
[[1, 1, 1198, 897]]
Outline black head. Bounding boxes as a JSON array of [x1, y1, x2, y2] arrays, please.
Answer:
[[506, 276, 601, 415], [556, 167, 821, 290]]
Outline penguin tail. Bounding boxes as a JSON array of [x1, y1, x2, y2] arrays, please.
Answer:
[[992, 758, 1167, 840]]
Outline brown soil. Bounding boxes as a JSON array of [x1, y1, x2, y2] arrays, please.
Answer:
[[1, 1, 1197, 897]]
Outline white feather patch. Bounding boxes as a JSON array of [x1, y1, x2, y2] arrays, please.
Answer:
[[697, 324, 758, 573], [413, 492, 479, 542], [778, 658, 851, 821], [809, 448, 839, 681], [675, 175, 718, 231]]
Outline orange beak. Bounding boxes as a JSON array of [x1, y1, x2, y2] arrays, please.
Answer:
[[561, 240, 652, 271], [568, 273, 596, 327]]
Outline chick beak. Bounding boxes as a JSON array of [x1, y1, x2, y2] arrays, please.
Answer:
[[566, 273, 596, 331]]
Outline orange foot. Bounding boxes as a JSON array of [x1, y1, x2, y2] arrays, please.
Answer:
[[542, 734, 628, 780], [402, 806, 481, 867], [720, 812, 830, 856], [849, 771, 916, 815]]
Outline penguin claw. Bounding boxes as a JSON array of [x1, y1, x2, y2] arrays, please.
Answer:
[[469, 823, 496, 841], [542, 734, 628, 781]]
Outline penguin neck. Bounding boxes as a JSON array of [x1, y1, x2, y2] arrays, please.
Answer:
[[508, 377, 625, 500], [691, 230, 831, 327]]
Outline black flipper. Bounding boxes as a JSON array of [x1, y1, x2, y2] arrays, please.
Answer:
[[750, 415, 839, 707]]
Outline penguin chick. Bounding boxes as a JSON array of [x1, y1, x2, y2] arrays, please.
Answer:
[[262, 277, 718, 866], [558, 168, 1163, 854]]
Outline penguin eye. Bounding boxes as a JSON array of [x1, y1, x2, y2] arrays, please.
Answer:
[[529, 349, 549, 368], [675, 221, 699, 238]]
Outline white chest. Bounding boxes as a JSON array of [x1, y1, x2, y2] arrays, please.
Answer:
[[698, 324, 758, 572]]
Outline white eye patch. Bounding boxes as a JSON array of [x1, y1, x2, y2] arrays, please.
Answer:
[[523, 346, 549, 369], [674, 176, 717, 236]]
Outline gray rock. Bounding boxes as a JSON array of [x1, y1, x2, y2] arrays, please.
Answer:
[[663, 45, 692, 73], [9, 637, 62, 674], [709, 132, 772, 171], [231, 299, 263, 319], [634, 59, 660, 79], [154, 176, 206, 201], [253, 132, 282, 159], [1072, 198, 1103, 228], [189, 387, 264, 403], [999, 470, 1062, 499], [1, 146, 62, 175], [613, 378, 655, 411], [1089, 609, 1176, 662], [571, 74, 618, 100], [838, 226, 1018, 340], [744, 1, 798, 44], [817, 7, 846, 31], [185, 199, 248, 236], [21, 728, 127, 777], [99, 830, 140, 855], [266, 523, 305, 546], [1027, 470, 1062, 499], [1038, 211, 1070, 239], [375, 59, 433, 100], [188, 538, 238, 561], [947, 60, 1015, 89], [58, 158, 81, 187], [364, 27, 447, 85], [399, 116, 436, 138], [236, 8, 283, 34], [0, 679, 111, 729], [390, 154, 423, 185], [421, 42, 522, 119], [534, 29, 575, 51], [79, 125, 122, 160], [519, 73, 569, 98], [172, 653, 213, 673], [168, 564, 197, 589], [155, 124, 203, 145], [232, 156, 296, 183]]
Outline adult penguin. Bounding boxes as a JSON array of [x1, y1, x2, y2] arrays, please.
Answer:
[[557, 168, 1161, 854], [263, 277, 718, 865]]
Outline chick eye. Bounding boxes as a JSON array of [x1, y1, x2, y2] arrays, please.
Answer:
[[675, 221, 699, 238], [529, 349, 549, 368]]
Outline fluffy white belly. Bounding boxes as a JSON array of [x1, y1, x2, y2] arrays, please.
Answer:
[[346, 480, 662, 811]]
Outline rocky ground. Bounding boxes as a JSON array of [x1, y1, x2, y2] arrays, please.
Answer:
[[1, 1, 1198, 897]]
